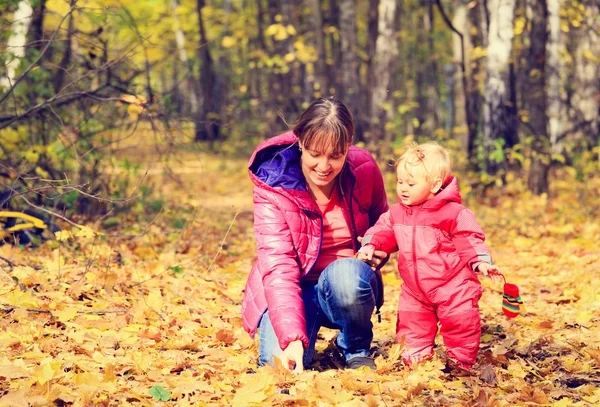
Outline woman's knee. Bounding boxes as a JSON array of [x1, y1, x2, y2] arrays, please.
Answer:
[[318, 258, 377, 305]]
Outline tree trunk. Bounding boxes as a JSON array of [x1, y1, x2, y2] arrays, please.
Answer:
[[526, 0, 549, 195], [450, 4, 468, 151], [195, 0, 219, 142], [570, 0, 600, 147], [369, 0, 397, 151], [326, 0, 341, 95], [425, 0, 441, 131], [281, 0, 298, 115], [171, 0, 198, 115], [338, 0, 362, 140], [53, 0, 75, 92], [546, 0, 560, 154], [28, 0, 47, 52], [482, 0, 517, 174], [415, 5, 427, 136], [365, 0, 379, 128], [466, 2, 484, 161], [0, 0, 33, 90], [307, 0, 327, 98]]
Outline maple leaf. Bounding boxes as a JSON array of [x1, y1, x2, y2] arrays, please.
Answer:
[[53, 307, 79, 322], [34, 358, 61, 385], [149, 385, 171, 401], [216, 328, 236, 345], [74, 225, 97, 239], [54, 230, 73, 241], [0, 357, 29, 380], [0, 389, 29, 407], [6, 289, 39, 308]]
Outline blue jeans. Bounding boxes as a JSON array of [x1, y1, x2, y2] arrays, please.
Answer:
[[258, 258, 378, 368]]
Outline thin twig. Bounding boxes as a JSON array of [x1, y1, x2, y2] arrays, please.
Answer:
[[77, 309, 129, 315], [0, 306, 129, 315], [0, 255, 16, 269], [185, 209, 239, 301]]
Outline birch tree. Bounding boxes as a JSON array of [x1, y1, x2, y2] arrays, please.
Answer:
[[482, 0, 517, 173], [369, 0, 397, 149], [170, 0, 198, 114], [1, 1, 33, 90], [570, 0, 600, 146], [546, 0, 560, 154]]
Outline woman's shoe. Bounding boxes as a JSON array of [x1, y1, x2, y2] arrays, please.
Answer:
[[346, 356, 376, 370]]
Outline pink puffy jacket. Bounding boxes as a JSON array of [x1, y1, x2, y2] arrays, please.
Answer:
[[242, 132, 389, 351], [362, 176, 490, 310]]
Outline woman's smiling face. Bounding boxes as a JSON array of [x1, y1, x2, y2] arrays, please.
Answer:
[[299, 141, 348, 192]]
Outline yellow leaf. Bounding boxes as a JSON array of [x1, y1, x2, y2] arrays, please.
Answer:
[[552, 398, 573, 407], [337, 400, 369, 407], [283, 53, 295, 63], [286, 24, 297, 36], [583, 50, 600, 63], [6, 290, 39, 308], [34, 358, 61, 385], [315, 379, 353, 404], [145, 289, 163, 309], [274, 25, 288, 41], [264, 24, 279, 37], [221, 36, 236, 48], [576, 310, 593, 325], [231, 371, 276, 407], [34, 167, 50, 178], [45, 249, 65, 275], [0, 389, 29, 407], [54, 230, 73, 241], [0, 357, 29, 380], [74, 225, 96, 239], [54, 308, 79, 322]]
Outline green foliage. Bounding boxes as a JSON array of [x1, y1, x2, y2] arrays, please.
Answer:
[[148, 385, 171, 401]]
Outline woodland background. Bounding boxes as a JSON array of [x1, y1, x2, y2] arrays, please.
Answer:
[[0, 0, 599, 406]]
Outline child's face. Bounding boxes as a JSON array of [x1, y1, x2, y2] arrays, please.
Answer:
[[396, 166, 439, 206]]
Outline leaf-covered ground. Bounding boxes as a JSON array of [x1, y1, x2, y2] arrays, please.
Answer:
[[1, 152, 599, 407]]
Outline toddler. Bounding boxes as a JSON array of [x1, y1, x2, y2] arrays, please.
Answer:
[[357, 141, 501, 369]]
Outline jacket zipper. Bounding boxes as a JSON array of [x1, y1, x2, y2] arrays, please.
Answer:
[[412, 206, 425, 296], [303, 209, 323, 277], [346, 175, 359, 251]]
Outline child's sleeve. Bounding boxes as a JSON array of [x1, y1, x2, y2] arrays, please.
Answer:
[[360, 209, 399, 254], [450, 208, 492, 271]]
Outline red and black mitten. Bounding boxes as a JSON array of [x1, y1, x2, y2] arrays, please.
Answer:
[[499, 274, 523, 318]]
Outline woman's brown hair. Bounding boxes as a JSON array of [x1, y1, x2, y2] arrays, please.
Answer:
[[292, 97, 354, 155]]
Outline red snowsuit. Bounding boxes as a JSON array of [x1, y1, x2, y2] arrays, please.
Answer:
[[362, 176, 490, 366]]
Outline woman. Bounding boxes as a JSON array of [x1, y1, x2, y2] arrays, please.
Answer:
[[241, 97, 389, 372]]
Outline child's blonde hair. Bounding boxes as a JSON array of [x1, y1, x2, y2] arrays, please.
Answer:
[[395, 141, 451, 184]]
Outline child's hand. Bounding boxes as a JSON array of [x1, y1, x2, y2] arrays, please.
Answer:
[[356, 244, 375, 261], [476, 263, 503, 283]]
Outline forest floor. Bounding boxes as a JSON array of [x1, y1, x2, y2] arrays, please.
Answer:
[[1, 140, 599, 406]]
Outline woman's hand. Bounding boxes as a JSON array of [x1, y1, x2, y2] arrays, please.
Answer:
[[280, 340, 304, 373]]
